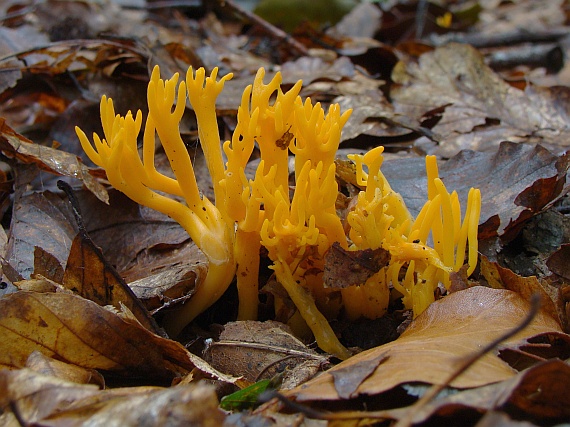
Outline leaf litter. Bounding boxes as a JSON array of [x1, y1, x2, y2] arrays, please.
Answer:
[[0, 0, 569, 426]]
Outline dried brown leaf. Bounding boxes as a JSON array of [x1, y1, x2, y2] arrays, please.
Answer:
[[288, 286, 562, 402], [0, 119, 108, 203], [323, 242, 390, 289], [391, 43, 570, 157], [0, 369, 100, 426], [0, 368, 224, 427], [25, 351, 105, 388], [205, 321, 328, 386], [0, 291, 234, 382], [63, 232, 159, 333], [39, 382, 224, 427]]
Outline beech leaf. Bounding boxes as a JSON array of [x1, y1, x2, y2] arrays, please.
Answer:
[[288, 286, 562, 402]]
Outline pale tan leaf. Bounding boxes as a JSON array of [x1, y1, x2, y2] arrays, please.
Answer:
[[0, 368, 225, 427], [289, 287, 562, 402], [25, 351, 105, 388]]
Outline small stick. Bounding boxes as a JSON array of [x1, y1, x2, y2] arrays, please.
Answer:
[[485, 43, 563, 73], [430, 28, 570, 48], [216, 0, 309, 57]]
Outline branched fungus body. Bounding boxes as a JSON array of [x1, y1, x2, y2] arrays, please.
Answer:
[[77, 66, 481, 359]]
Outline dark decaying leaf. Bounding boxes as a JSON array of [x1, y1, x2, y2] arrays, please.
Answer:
[[0, 119, 108, 203], [75, 189, 190, 275], [323, 242, 390, 289], [330, 352, 389, 399], [0, 290, 234, 383], [33, 246, 65, 285], [546, 243, 570, 280], [4, 190, 77, 282], [128, 250, 208, 314], [0, 24, 49, 93], [383, 359, 570, 425], [497, 331, 570, 372], [391, 43, 570, 157], [62, 232, 160, 334]]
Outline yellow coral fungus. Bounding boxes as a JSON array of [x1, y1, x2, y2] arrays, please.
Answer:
[[77, 65, 481, 359]]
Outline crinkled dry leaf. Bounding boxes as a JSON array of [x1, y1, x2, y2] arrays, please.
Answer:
[[25, 351, 105, 388], [323, 242, 390, 289], [205, 321, 328, 386], [0, 368, 224, 427], [288, 286, 562, 402], [0, 291, 234, 382], [39, 382, 224, 427], [0, 119, 108, 203], [391, 43, 570, 157], [0, 368, 100, 426]]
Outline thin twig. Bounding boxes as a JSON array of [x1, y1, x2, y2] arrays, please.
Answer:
[[215, 0, 309, 57]]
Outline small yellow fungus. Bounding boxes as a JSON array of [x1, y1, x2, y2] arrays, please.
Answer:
[[77, 65, 481, 359]]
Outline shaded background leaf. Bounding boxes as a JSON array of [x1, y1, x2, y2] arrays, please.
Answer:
[[391, 43, 570, 157]]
